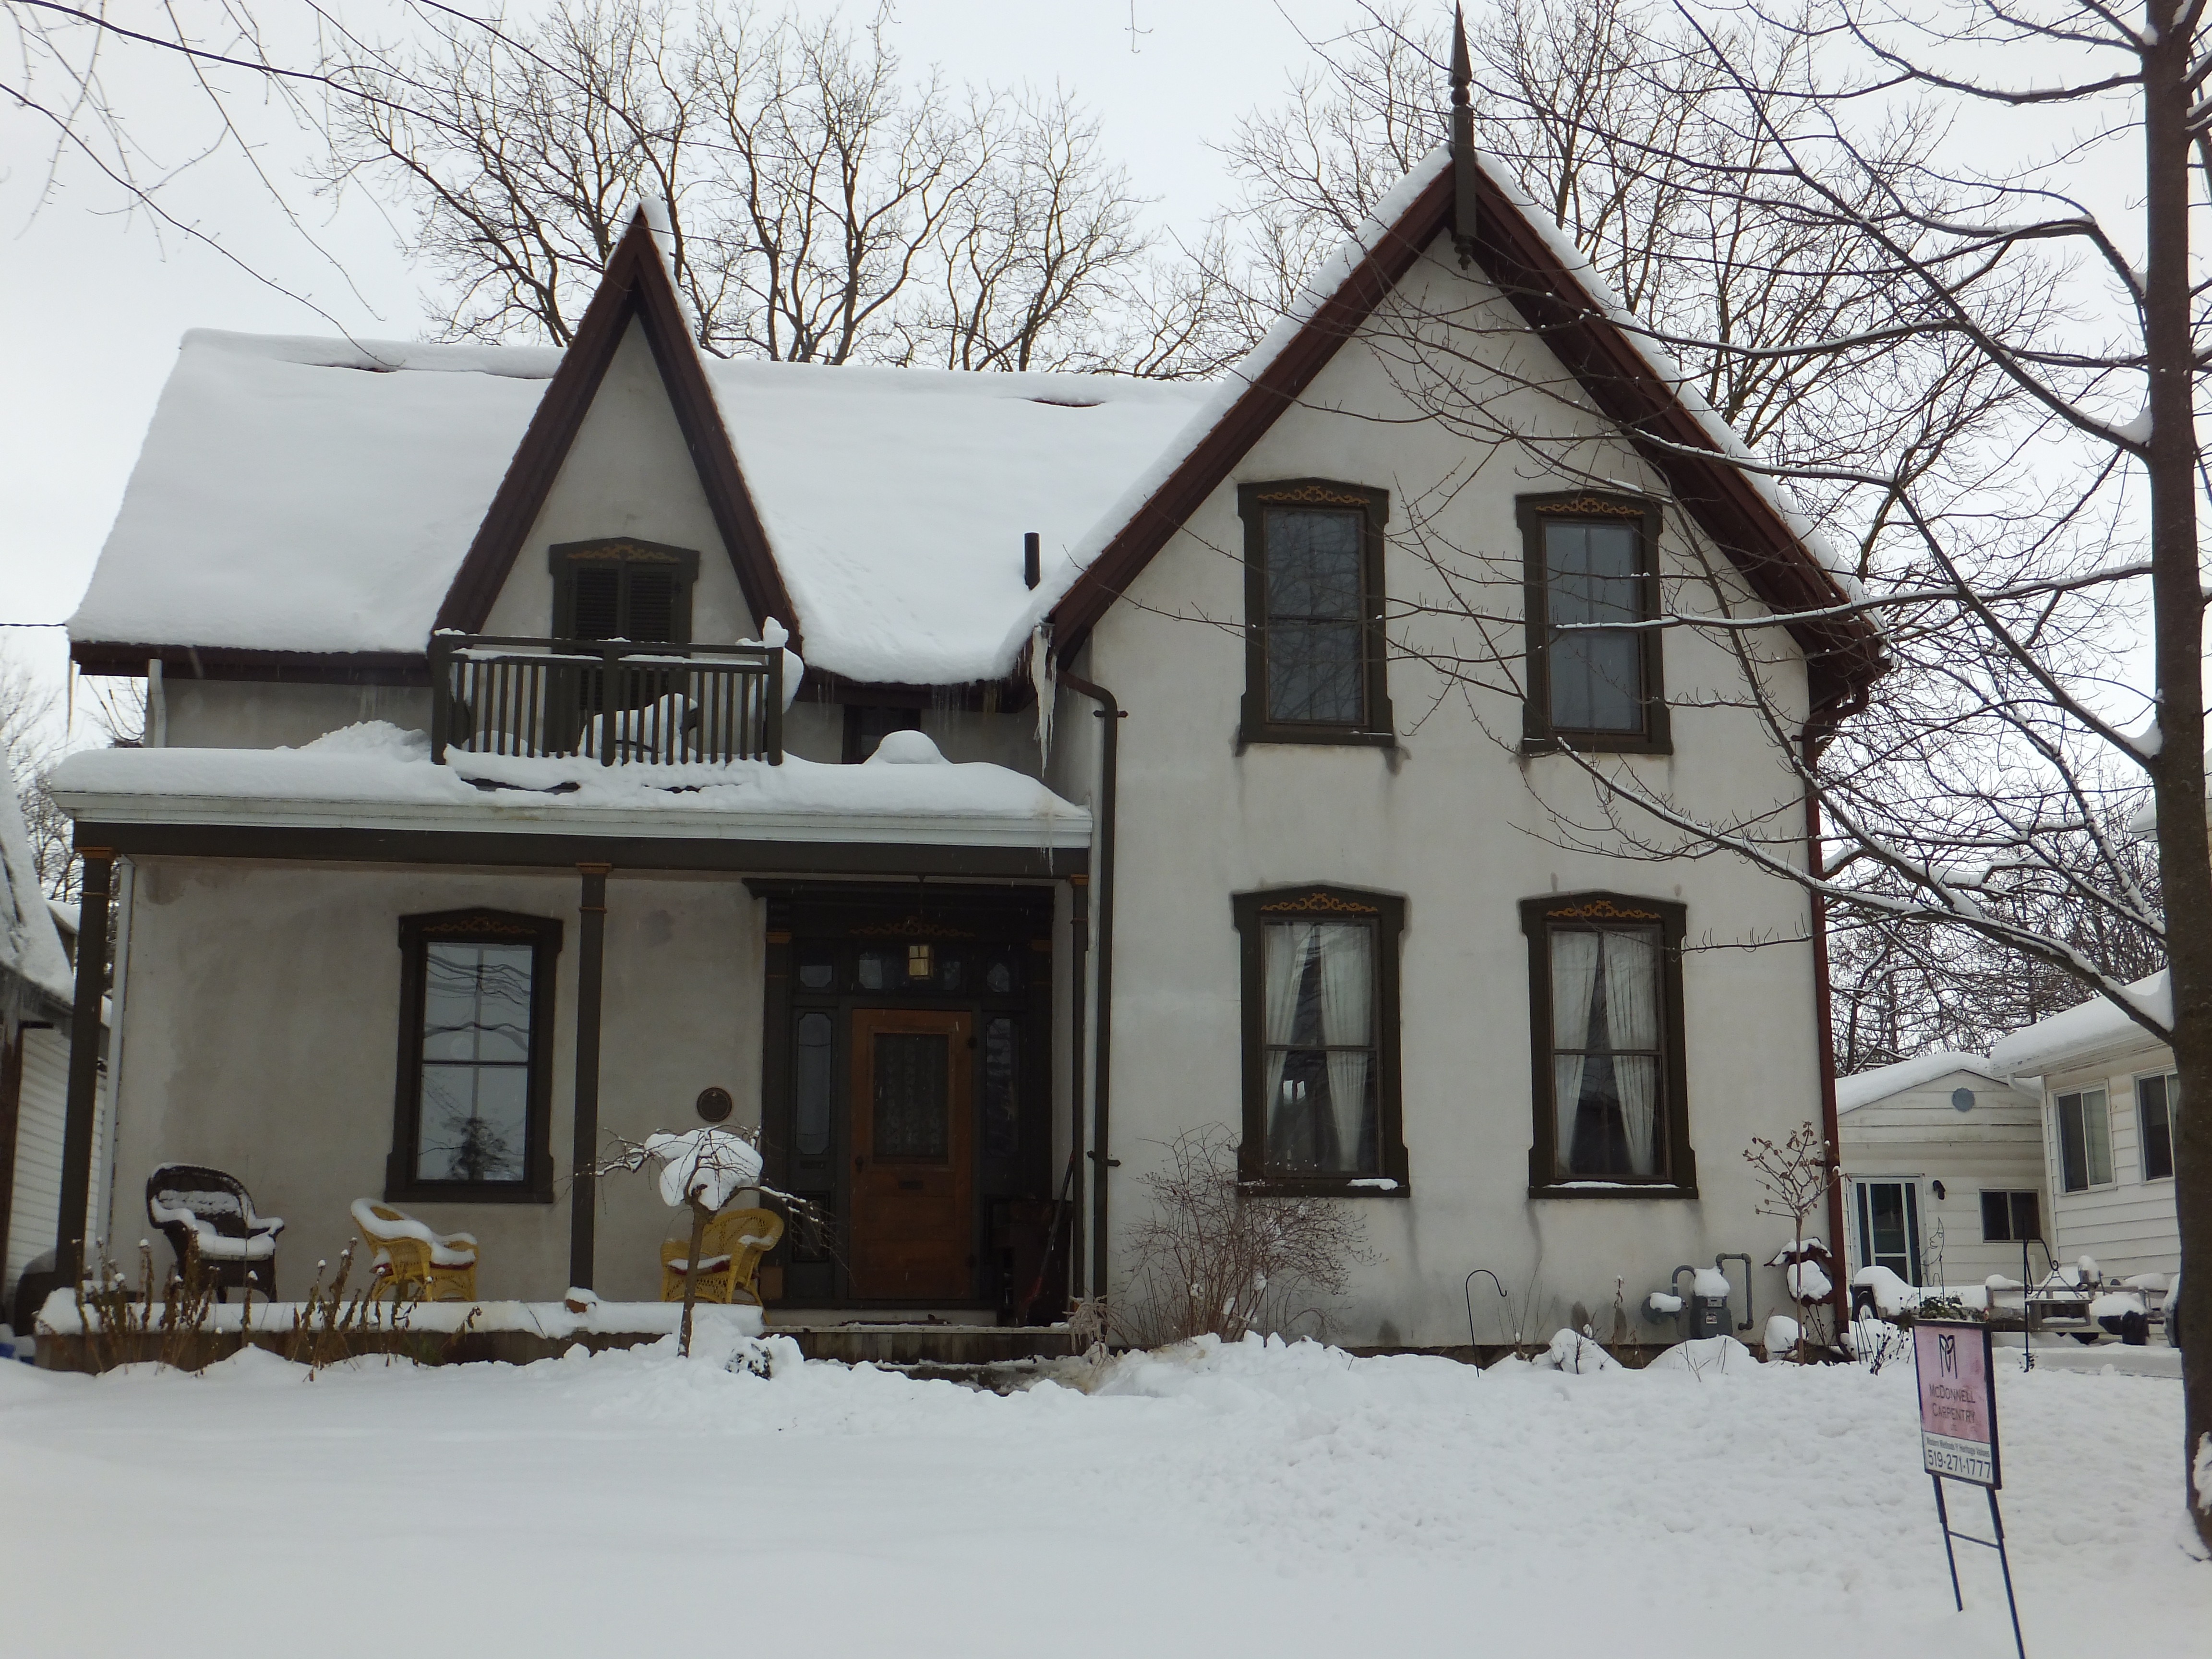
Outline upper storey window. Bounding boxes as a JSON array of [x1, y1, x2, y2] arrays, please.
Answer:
[[1238, 482, 1393, 746], [1518, 494, 1669, 752], [551, 538, 699, 644]]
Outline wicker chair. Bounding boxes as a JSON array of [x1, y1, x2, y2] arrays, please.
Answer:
[[661, 1208, 782, 1306], [145, 1165, 283, 1301], [351, 1200, 481, 1302]]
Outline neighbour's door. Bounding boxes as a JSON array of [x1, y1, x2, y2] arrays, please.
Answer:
[[1856, 1180, 1921, 1283], [848, 1008, 973, 1299]]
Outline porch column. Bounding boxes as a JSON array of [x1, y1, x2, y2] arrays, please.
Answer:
[[55, 848, 113, 1287], [569, 862, 612, 1290]]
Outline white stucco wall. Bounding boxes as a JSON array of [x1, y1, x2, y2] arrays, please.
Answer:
[[108, 860, 762, 1303], [482, 317, 758, 647], [163, 682, 433, 750], [1056, 239, 1828, 1347]]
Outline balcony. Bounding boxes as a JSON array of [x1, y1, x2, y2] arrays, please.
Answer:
[[430, 633, 782, 768]]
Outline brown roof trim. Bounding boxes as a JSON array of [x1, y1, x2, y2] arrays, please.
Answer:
[[1048, 160, 1884, 728], [70, 643, 429, 686], [433, 209, 801, 652]]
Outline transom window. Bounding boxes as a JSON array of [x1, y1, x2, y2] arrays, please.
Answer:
[[1238, 482, 1392, 746], [2137, 1071, 2177, 1181], [1234, 887, 1406, 1193], [1521, 894, 1693, 1194], [2056, 1087, 2113, 1192], [1519, 494, 1668, 751], [388, 910, 561, 1202]]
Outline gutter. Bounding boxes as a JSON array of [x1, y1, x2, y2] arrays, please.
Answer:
[[1056, 669, 1122, 1303], [1803, 739, 1851, 1332]]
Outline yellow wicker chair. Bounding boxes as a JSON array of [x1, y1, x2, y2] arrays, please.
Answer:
[[661, 1207, 782, 1306], [351, 1200, 481, 1302]]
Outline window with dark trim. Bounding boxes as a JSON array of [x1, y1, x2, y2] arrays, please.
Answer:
[[1980, 1190, 2042, 1242], [2137, 1071, 2177, 1181], [1520, 893, 1694, 1195], [387, 909, 562, 1203], [2056, 1087, 2112, 1192], [1518, 493, 1669, 752], [1234, 886, 1406, 1193], [843, 704, 922, 764], [1238, 482, 1393, 746], [550, 538, 699, 643]]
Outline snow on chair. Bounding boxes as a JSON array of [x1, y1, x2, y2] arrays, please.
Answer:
[[351, 1200, 480, 1303], [661, 1208, 782, 1307], [145, 1164, 284, 1301]]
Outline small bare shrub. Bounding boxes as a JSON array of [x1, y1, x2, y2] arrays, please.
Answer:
[[1745, 1120, 1839, 1359], [72, 1236, 221, 1370], [1119, 1127, 1369, 1348]]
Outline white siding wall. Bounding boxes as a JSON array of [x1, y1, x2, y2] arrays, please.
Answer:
[[2040, 1047, 2181, 1280], [1837, 1070, 2046, 1286], [5, 1027, 111, 1305]]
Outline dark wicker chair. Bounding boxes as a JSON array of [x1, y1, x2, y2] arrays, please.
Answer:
[[146, 1164, 284, 1301]]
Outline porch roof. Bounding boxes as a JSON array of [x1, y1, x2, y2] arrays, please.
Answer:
[[46, 722, 1089, 876]]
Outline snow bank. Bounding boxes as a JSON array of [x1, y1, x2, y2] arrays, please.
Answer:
[[1644, 1335, 1757, 1373]]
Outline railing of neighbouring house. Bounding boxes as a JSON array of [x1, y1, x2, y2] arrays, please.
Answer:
[[430, 633, 782, 767]]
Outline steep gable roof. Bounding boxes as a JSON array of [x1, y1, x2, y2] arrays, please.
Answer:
[[434, 208, 801, 650], [1048, 147, 1886, 729]]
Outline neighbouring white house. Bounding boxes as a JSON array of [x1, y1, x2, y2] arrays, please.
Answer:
[[1, 755, 110, 1331], [1988, 974, 2180, 1284], [1834, 1052, 2048, 1290], [40, 58, 1884, 1345]]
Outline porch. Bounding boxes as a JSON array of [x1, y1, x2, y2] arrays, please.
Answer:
[[42, 691, 1096, 1331]]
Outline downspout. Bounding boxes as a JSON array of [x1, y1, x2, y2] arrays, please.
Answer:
[[1057, 670, 1121, 1303], [1066, 874, 1088, 1299], [1804, 735, 1851, 1335], [55, 849, 113, 1287]]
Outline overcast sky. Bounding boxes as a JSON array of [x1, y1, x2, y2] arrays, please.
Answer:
[[0, 1, 1358, 743], [0, 0, 2159, 749]]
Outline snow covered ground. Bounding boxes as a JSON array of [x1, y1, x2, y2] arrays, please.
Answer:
[[0, 1334, 2199, 1657]]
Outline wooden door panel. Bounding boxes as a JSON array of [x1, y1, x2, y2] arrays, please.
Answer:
[[849, 1008, 973, 1299]]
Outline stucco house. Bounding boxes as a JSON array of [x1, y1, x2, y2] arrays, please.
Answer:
[[1834, 1053, 2048, 1289], [43, 92, 1881, 1345], [1988, 974, 2180, 1285]]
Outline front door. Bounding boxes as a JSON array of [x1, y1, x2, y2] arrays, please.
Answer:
[[1856, 1180, 1921, 1283], [848, 1008, 974, 1299]]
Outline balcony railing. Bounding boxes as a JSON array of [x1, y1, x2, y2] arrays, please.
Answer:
[[430, 633, 782, 768]]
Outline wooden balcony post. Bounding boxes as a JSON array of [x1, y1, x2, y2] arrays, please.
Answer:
[[569, 862, 612, 1290], [56, 849, 113, 1287]]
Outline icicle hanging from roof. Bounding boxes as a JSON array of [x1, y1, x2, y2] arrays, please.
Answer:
[[1030, 622, 1055, 771]]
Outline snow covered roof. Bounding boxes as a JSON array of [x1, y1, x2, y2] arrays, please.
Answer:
[[1834, 1051, 2008, 1113], [0, 753, 72, 1004], [70, 330, 1205, 685], [1988, 972, 2171, 1079], [44, 722, 1089, 851]]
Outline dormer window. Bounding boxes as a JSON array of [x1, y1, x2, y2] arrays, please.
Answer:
[[551, 538, 699, 643]]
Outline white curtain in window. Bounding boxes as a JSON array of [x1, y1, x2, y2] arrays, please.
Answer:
[[1549, 930, 1602, 1175], [1316, 924, 1373, 1170], [1603, 930, 1659, 1175], [1263, 923, 1315, 1147]]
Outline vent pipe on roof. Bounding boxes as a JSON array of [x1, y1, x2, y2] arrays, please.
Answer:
[[1023, 531, 1041, 590]]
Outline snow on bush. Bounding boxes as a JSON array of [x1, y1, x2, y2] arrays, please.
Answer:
[[1786, 1261, 1832, 1302], [643, 1128, 764, 1212], [1851, 1265, 1916, 1316], [1645, 1334, 1757, 1373], [1531, 1329, 1619, 1373]]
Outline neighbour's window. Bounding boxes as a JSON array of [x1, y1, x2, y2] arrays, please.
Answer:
[[2056, 1088, 2113, 1192], [1234, 887, 1406, 1191], [1521, 894, 1692, 1192], [1518, 494, 1668, 750], [1237, 482, 1392, 745], [550, 538, 698, 643], [1980, 1190, 2041, 1243], [389, 910, 562, 1202], [2137, 1072, 2177, 1181]]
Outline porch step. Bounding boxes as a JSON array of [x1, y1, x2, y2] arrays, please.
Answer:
[[766, 1320, 1076, 1366]]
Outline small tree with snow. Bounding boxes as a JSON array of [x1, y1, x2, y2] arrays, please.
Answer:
[[597, 1127, 765, 1358], [1744, 1122, 1836, 1361]]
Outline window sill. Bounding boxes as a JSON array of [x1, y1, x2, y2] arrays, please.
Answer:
[[1520, 732, 1672, 757], [1239, 724, 1398, 751], [1529, 1181, 1698, 1201], [1238, 1176, 1409, 1198], [384, 1182, 553, 1206]]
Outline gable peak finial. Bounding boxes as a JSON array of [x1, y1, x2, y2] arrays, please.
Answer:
[[1451, 4, 1472, 106], [1450, 4, 1478, 262]]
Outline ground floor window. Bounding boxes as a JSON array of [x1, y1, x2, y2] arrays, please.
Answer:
[[1979, 1189, 2041, 1243], [1234, 886, 1406, 1193], [2136, 1071, 2176, 1181], [1519, 893, 1692, 1192], [1856, 1180, 1921, 1282], [2056, 1088, 2112, 1192], [388, 909, 561, 1202]]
